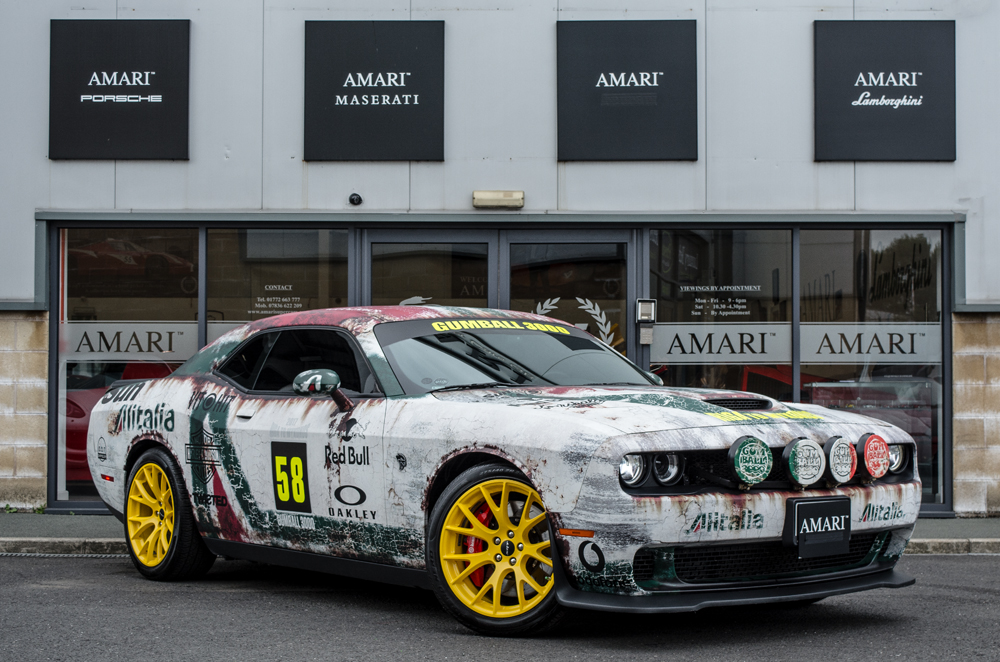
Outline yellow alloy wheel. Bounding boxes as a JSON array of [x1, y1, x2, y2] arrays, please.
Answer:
[[127, 462, 176, 567], [439, 478, 553, 618]]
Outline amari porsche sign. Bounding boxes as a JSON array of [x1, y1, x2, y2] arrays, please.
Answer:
[[557, 20, 698, 161], [49, 20, 190, 160], [304, 21, 444, 161], [814, 20, 955, 161]]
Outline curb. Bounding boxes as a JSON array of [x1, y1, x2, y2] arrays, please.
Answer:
[[906, 538, 1000, 555], [0, 538, 127, 555], [1, 537, 998, 556]]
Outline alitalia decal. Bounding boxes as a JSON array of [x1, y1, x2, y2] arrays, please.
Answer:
[[684, 510, 764, 534], [860, 502, 906, 522]]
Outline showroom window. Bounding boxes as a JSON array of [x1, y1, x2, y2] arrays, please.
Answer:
[[207, 229, 349, 342], [649, 230, 793, 398], [57, 228, 199, 501], [800, 229, 944, 503]]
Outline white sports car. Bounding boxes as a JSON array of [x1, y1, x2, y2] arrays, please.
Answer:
[[88, 306, 918, 635]]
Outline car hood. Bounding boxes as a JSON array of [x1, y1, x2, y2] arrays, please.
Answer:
[[430, 385, 898, 437]]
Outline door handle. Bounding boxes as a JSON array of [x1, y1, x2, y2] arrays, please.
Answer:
[[235, 407, 257, 419]]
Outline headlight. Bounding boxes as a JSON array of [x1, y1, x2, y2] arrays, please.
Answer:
[[652, 453, 684, 486], [619, 454, 647, 487], [888, 444, 908, 473]]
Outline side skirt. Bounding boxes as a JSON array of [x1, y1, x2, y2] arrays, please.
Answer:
[[202, 538, 431, 590]]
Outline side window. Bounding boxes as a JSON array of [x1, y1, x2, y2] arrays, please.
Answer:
[[251, 328, 376, 394], [218, 332, 279, 389]]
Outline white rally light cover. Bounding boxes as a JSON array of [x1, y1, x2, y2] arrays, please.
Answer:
[[781, 438, 827, 488], [824, 436, 857, 484], [856, 433, 890, 479], [619, 454, 646, 487]]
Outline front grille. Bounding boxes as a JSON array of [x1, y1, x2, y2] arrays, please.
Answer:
[[686, 448, 789, 486], [704, 398, 771, 411], [632, 548, 655, 581], [672, 532, 884, 583]]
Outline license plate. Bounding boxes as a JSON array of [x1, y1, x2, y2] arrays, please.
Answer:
[[782, 497, 851, 559]]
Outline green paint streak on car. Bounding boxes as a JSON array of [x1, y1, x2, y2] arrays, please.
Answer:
[[187, 398, 424, 566]]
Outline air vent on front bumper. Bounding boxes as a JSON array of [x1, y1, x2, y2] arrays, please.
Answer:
[[703, 398, 771, 411], [632, 532, 887, 587]]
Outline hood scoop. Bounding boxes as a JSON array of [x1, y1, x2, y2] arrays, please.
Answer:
[[703, 397, 772, 411]]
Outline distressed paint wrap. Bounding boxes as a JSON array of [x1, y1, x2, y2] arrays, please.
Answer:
[[88, 306, 920, 600]]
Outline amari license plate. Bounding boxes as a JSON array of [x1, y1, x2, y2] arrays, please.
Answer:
[[783, 497, 851, 559]]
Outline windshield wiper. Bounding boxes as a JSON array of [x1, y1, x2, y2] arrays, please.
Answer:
[[582, 382, 646, 386], [429, 382, 514, 393]]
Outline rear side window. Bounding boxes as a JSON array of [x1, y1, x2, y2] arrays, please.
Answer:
[[252, 329, 373, 393], [218, 332, 278, 389]]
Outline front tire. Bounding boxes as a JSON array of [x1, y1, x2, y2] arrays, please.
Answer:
[[124, 447, 215, 581], [427, 463, 563, 636]]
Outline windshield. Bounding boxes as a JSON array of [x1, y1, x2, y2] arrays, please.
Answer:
[[374, 318, 652, 395]]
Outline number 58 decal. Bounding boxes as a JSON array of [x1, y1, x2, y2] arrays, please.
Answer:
[[271, 442, 312, 513]]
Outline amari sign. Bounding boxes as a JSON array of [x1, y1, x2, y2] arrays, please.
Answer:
[[49, 20, 190, 160], [304, 21, 444, 161], [557, 20, 698, 161], [814, 20, 955, 161]]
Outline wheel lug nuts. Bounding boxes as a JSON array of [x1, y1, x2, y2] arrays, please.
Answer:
[[494, 537, 501, 545], [517, 543, 524, 551], [507, 530, 514, 538], [509, 557, 517, 565], [495, 554, 502, 562]]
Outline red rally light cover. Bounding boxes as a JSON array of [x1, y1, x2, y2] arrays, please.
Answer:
[[856, 433, 890, 479]]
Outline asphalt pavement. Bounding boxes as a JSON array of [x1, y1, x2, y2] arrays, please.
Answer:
[[0, 554, 996, 661]]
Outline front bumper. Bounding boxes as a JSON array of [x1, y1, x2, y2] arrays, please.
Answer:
[[552, 551, 914, 613]]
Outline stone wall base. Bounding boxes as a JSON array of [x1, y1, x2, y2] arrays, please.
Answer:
[[952, 313, 1000, 516], [0, 311, 48, 510]]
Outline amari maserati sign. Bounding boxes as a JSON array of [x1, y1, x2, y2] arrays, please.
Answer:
[[814, 20, 955, 161], [49, 20, 190, 160], [557, 20, 698, 161], [304, 21, 444, 161]]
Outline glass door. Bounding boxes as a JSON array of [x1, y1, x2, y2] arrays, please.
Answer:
[[363, 230, 498, 308], [501, 230, 636, 359]]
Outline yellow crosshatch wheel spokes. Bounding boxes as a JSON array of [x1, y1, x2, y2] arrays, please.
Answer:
[[127, 462, 175, 567], [439, 478, 553, 618]]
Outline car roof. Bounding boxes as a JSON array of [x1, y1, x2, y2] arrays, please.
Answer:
[[237, 305, 560, 336]]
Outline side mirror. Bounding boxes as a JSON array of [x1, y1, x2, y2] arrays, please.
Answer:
[[646, 371, 664, 386], [292, 369, 354, 412], [293, 368, 341, 396]]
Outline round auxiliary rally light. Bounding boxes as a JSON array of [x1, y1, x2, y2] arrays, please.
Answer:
[[824, 436, 857, 485], [856, 433, 890, 480], [782, 438, 827, 488], [652, 453, 685, 486], [728, 436, 773, 486]]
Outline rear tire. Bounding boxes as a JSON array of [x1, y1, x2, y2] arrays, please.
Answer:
[[427, 463, 564, 636], [124, 447, 215, 581]]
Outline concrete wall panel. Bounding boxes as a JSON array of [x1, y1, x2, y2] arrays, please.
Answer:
[[262, 1, 412, 211], [408, 1, 559, 211], [114, 1, 263, 210], [0, 2, 117, 300], [555, 2, 706, 211], [705, 0, 856, 211]]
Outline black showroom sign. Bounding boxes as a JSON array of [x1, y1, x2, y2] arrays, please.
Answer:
[[814, 20, 955, 161], [49, 20, 190, 160], [304, 21, 444, 161], [557, 21, 697, 161]]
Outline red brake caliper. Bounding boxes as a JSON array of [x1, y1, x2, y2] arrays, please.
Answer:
[[466, 502, 493, 588]]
